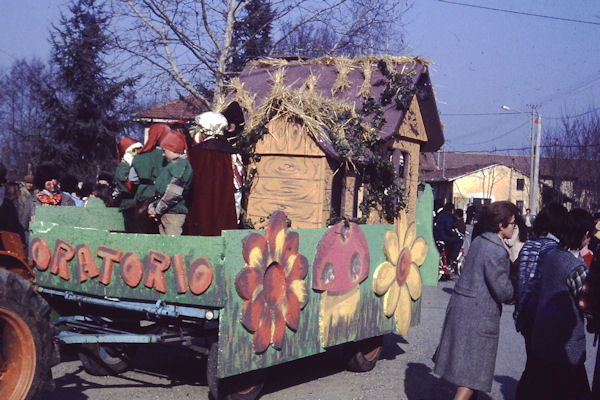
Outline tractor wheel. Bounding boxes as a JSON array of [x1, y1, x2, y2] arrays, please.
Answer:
[[207, 342, 264, 400], [78, 343, 137, 376], [0, 268, 58, 400], [345, 335, 384, 372]]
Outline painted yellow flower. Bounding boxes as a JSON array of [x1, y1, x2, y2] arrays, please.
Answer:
[[372, 211, 428, 334]]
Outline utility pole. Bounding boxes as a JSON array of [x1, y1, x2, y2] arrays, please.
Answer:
[[502, 104, 542, 214], [531, 110, 542, 215], [527, 105, 542, 215]]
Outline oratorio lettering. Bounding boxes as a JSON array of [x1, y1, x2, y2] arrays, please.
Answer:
[[30, 238, 214, 295]]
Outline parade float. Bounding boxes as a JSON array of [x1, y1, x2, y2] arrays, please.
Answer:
[[0, 55, 443, 400]]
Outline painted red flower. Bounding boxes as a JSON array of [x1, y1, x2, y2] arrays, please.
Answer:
[[235, 211, 309, 353]]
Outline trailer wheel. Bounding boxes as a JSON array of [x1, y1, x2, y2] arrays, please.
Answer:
[[78, 343, 137, 376], [207, 342, 264, 400], [346, 335, 383, 372], [0, 268, 58, 400]]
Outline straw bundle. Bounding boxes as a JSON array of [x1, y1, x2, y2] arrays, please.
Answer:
[[331, 57, 354, 95], [358, 59, 373, 99]]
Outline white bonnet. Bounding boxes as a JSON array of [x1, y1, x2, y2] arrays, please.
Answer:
[[194, 112, 228, 136]]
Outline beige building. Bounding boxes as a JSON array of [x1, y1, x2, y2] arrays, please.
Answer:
[[431, 163, 531, 213], [420, 151, 600, 215]]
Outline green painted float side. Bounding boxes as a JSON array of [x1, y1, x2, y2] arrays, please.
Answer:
[[30, 220, 226, 307], [416, 185, 440, 286], [217, 225, 404, 378], [216, 186, 436, 378], [35, 204, 125, 231]]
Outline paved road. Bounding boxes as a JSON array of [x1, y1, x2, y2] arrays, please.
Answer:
[[44, 280, 597, 400]]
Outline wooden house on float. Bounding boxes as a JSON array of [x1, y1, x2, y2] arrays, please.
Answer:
[[229, 56, 444, 229]]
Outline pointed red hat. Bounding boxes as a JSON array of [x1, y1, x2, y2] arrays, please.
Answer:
[[117, 137, 141, 161], [140, 123, 171, 153], [159, 130, 188, 154]]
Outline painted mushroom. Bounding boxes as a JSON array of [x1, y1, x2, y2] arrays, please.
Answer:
[[312, 221, 370, 346]]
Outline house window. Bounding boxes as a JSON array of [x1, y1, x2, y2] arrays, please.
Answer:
[[516, 200, 524, 213], [516, 178, 524, 191], [388, 149, 408, 186], [388, 149, 408, 209]]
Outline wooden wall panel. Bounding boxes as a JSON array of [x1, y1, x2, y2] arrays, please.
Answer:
[[255, 118, 325, 157], [257, 156, 322, 180], [398, 96, 428, 144], [247, 155, 326, 229]]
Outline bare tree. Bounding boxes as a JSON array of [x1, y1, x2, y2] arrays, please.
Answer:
[[109, 0, 410, 109], [542, 109, 600, 209], [0, 59, 50, 178]]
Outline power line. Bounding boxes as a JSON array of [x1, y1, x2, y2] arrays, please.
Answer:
[[542, 107, 600, 120], [441, 107, 600, 120], [447, 147, 530, 153], [447, 143, 600, 154], [437, 0, 600, 26], [441, 112, 519, 116], [0, 47, 17, 60], [538, 74, 600, 106], [449, 120, 528, 145]]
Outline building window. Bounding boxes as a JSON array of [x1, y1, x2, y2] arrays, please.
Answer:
[[516, 200, 524, 213], [388, 149, 408, 209], [516, 178, 524, 191]]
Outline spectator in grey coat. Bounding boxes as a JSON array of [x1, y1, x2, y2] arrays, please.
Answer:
[[434, 201, 517, 399]]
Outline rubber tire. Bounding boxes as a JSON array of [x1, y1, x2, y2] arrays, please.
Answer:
[[0, 268, 59, 400], [207, 342, 264, 400], [346, 335, 384, 372], [78, 343, 137, 376]]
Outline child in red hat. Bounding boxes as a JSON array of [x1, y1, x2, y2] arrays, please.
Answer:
[[148, 130, 192, 235], [115, 137, 142, 232], [130, 123, 170, 233]]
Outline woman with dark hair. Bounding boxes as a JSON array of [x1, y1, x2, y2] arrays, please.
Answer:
[[518, 208, 593, 399], [562, 208, 595, 253], [514, 203, 568, 399], [514, 203, 568, 331], [434, 201, 518, 399], [32, 163, 75, 207]]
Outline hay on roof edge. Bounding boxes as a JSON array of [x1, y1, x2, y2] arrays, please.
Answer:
[[248, 55, 431, 69], [230, 55, 432, 161]]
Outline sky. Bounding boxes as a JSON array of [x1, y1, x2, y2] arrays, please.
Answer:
[[404, 0, 600, 154], [1, 0, 599, 155]]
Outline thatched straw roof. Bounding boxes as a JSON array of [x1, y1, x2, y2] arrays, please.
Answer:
[[230, 56, 444, 160]]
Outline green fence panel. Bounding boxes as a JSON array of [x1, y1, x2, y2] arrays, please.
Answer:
[[416, 185, 440, 286]]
